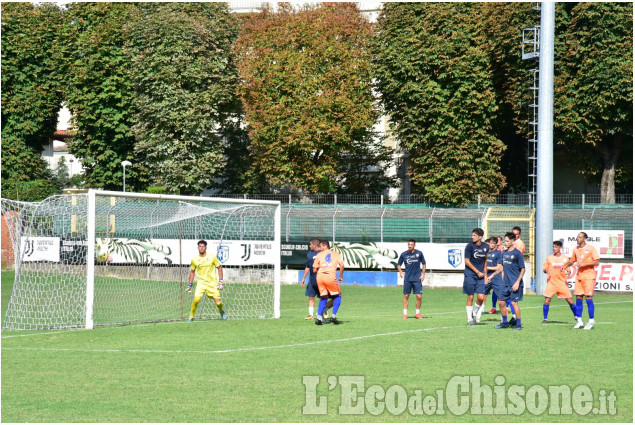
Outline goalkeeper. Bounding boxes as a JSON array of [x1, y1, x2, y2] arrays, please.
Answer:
[[186, 240, 228, 321]]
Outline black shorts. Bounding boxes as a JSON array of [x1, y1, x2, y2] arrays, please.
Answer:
[[305, 278, 319, 297]]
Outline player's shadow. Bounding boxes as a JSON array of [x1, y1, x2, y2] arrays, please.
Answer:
[[542, 320, 569, 324], [480, 316, 499, 322]]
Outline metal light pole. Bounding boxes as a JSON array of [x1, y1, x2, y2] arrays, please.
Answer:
[[535, 2, 555, 295], [121, 161, 132, 192]]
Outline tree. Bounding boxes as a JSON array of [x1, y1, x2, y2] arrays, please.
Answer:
[[216, 118, 269, 193], [63, 3, 146, 191], [52, 156, 70, 190], [483, 3, 633, 199], [374, 3, 506, 205], [1, 3, 65, 187], [554, 3, 633, 202], [124, 3, 242, 195], [481, 2, 537, 193], [235, 3, 396, 194]]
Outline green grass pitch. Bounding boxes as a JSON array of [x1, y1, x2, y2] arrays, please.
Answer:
[[1, 269, 632, 422]]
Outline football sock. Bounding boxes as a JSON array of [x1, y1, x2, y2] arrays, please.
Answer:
[[403, 309, 408, 315], [516, 318, 521, 327], [569, 303, 576, 316], [215, 301, 224, 313], [309, 306, 314, 317], [317, 298, 328, 316], [502, 315, 508, 324], [332, 295, 341, 316], [586, 298, 595, 319], [415, 309, 420, 315], [543, 304, 549, 320], [190, 296, 202, 318], [575, 298, 584, 318], [466, 306, 473, 322], [475, 303, 484, 321], [492, 292, 498, 307]]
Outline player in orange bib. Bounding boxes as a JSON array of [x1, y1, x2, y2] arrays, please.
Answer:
[[565, 232, 600, 329], [312, 240, 344, 325], [512, 226, 526, 254], [542, 240, 576, 324]]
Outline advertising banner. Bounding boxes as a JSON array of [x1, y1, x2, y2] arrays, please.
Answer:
[[93, 238, 276, 266], [20, 237, 60, 262], [282, 241, 467, 271], [565, 263, 633, 293], [22, 237, 633, 292], [553, 230, 625, 259]]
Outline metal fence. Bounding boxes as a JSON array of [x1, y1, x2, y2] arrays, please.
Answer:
[[275, 204, 633, 261], [212, 193, 633, 207]]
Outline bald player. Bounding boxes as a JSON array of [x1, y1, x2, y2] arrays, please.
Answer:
[[565, 232, 600, 329]]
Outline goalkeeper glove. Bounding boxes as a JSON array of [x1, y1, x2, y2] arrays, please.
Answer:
[[218, 279, 224, 290], [186, 283, 193, 293]]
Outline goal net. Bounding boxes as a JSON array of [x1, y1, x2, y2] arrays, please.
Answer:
[[1, 190, 281, 330]]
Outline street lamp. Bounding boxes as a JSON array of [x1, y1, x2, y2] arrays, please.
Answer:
[[121, 160, 132, 192]]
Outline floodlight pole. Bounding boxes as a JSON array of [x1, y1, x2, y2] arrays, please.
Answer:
[[535, 2, 555, 295]]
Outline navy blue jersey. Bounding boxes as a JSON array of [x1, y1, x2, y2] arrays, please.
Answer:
[[464, 242, 489, 276], [306, 250, 320, 284], [487, 250, 503, 283], [397, 249, 426, 282], [502, 248, 525, 287]]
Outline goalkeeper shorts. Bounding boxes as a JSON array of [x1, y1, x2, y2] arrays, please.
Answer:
[[195, 282, 221, 299]]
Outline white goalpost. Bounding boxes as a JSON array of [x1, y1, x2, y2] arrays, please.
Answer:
[[1, 190, 281, 330]]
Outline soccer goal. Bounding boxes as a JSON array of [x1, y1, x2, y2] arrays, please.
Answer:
[[1, 190, 281, 330]]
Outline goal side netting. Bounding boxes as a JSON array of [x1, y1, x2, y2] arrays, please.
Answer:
[[1, 190, 281, 330]]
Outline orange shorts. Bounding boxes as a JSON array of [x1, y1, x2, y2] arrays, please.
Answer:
[[544, 281, 572, 299], [574, 278, 595, 297], [317, 274, 341, 297]]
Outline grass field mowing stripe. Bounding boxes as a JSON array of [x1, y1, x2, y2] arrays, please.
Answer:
[[2, 324, 469, 354], [2, 300, 630, 339], [0, 319, 618, 356]]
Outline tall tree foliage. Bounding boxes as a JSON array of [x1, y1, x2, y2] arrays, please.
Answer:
[[1, 3, 65, 185], [63, 3, 144, 191], [374, 3, 506, 205], [481, 2, 537, 192], [554, 2, 633, 202], [126, 3, 241, 195], [235, 3, 396, 194], [483, 3, 632, 200]]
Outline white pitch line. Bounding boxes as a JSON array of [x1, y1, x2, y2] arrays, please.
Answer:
[[1, 328, 84, 339], [546, 322, 614, 327], [2, 324, 466, 355]]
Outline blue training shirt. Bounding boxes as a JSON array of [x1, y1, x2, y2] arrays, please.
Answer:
[[464, 242, 489, 277], [397, 249, 426, 282], [502, 248, 525, 287], [306, 250, 320, 284], [487, 250, 504, 283]]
